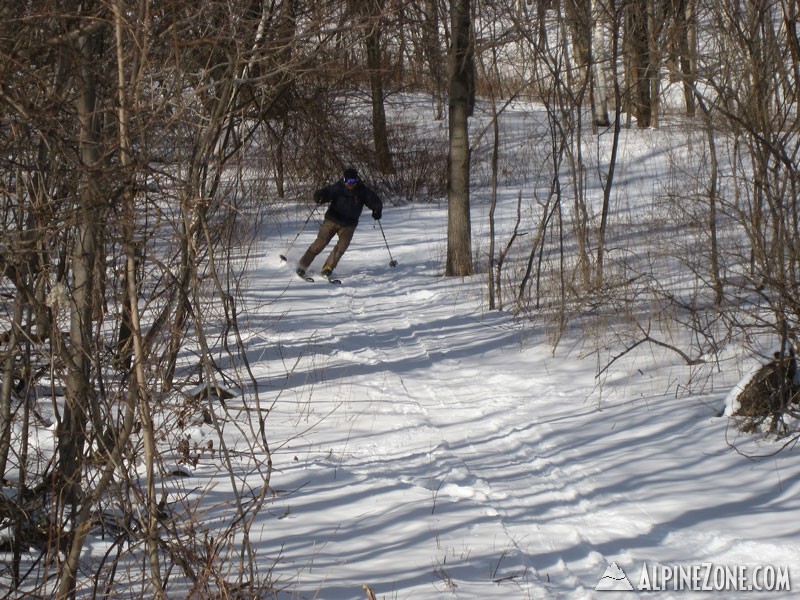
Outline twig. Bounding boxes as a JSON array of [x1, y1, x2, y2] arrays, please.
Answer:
[[597, 322, 704, 379]]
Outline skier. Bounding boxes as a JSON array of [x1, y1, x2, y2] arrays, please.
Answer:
[[296, 168, 383, 281]]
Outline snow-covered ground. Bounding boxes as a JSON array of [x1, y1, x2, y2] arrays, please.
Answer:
[[212, 187, 800, 599], [6, 100, 798, 600]]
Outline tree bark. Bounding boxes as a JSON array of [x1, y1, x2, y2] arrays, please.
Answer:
[[446, 0, 474, 277], [364, 1, 394, 174], [423, 0, 446, 118], [59, 28, 102, 509], [626, 0, 652, 127], [673, 0, 697, 116]]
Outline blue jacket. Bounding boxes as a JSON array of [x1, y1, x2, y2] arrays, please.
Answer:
[[314, 180, 382, 227]]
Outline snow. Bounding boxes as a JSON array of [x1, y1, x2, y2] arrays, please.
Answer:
[[6, 100, 800, 599], [224, 193, 800, 598]]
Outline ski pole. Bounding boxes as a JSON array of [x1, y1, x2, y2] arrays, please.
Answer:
[[378, 220, 398, 267], [279, 204, 318, 262]]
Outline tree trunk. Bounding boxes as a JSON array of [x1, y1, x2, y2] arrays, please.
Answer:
[[113, 3, 165, 593], [780, 0, 800, 105], [364, 1, 394, 174], [626, 0, 652, 127], [59, 30, 102, 509], [673, 0, 697, 116], [592, 0, 611, 127], [446, 0, 474, 277], [423, 0, 446, 119], [0, 296, 22, 478]]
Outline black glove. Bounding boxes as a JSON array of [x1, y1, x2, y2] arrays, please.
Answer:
[[372, 208, 382, 220], [313, 191, 328, 205]]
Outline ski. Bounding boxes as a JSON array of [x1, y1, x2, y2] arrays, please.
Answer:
[[281, 257, 340, 284], [297, 274, 340, 284], [286, 261, 314, 282], [320, 269, 342, 284], [296, 273, 340, 284]]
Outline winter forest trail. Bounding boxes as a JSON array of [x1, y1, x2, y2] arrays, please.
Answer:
[[243, 205, 800, 599]]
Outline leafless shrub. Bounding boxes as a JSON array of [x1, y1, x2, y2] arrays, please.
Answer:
[[733, 350, 800, 436], [377, 131, 449, 203]]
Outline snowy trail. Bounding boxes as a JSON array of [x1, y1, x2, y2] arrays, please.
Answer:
[[242, 205, 800, 599]]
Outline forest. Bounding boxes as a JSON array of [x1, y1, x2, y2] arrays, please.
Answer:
[[1, 1, 799, 597]]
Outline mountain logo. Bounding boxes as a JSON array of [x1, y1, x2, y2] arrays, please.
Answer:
[[595, 561, 634, 591]]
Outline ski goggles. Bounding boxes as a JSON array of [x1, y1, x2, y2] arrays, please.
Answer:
[[344, 177, 358, 184]]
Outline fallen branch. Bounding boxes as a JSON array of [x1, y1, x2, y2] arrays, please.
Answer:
[[598, 323, 704, 379]]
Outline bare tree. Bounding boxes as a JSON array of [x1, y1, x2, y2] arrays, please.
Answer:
[[447, 0, 476, 276], [670, 0, 697, 116], [423, 0, 448, 118], [357, 0, 396, 174], [565, 0, 611, 127], [0, 1, 360, 595], [704, 0, 800, 340], [625, 0, 653, 127]]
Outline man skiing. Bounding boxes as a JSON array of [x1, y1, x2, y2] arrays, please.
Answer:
[[296, 167, 383, 281]]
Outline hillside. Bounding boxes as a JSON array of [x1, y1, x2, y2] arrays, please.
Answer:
[[214, 191, 800, 598]]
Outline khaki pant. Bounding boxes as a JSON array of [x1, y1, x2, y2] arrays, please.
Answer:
[[298, 219, 356, 271]]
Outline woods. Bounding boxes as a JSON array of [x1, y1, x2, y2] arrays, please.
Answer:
[[1, 0, 798, 596]]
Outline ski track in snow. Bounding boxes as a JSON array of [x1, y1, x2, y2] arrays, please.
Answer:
[[243, 206, 800, 600]]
